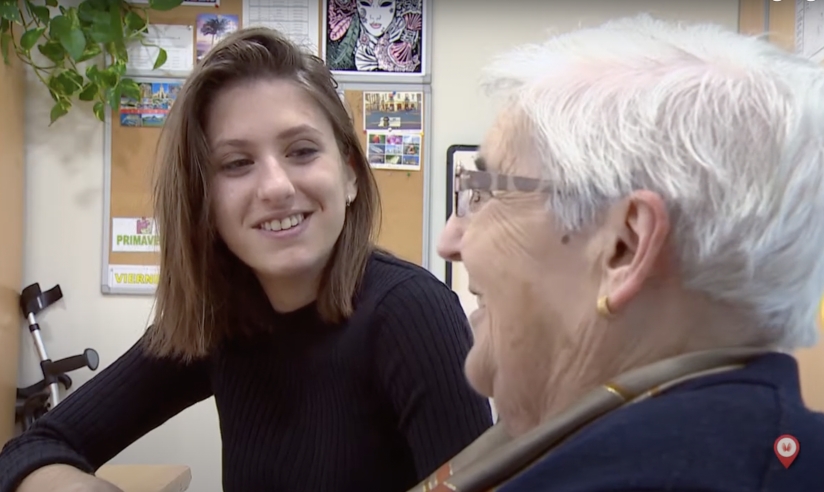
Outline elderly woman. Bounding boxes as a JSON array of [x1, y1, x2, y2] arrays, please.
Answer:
[[420, 15, 824, 492]]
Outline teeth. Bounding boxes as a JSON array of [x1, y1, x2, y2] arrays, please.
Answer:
[[261, 213, 304, 232]]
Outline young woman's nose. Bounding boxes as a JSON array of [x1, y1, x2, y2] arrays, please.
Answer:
[[256, 157, 296, 203]]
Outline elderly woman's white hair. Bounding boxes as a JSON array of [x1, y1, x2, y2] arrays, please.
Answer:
[[479, 14, 824, 350]]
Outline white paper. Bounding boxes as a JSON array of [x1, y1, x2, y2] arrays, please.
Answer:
[[242, 0, 319, 55], [108, 264, 160, 291], [111, 217, 160, 253], [796, 0, 824, 62], [126, 24, 194, 76]]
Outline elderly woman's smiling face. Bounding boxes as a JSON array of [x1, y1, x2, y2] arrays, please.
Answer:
[[439, 110, 609, 434], [440, 105, 677, 435]]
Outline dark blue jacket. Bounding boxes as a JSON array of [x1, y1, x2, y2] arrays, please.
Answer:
[[500, 352, 824, 491]]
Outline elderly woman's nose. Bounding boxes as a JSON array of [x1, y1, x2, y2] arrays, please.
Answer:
[[438, 215, 464, 261]]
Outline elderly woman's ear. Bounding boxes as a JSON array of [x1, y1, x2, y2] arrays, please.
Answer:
[[600, 189, 671, 314]]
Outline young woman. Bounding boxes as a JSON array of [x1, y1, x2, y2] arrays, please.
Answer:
[[0, 27, 493, 492]]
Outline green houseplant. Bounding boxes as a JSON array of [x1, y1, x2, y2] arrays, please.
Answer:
[[0, 0, 184, 124]]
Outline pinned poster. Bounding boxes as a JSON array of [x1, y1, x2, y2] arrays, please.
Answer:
[[125, 24, 194, 76], [111, 217, 160, 253], [363, 91, 423, 131], [196, 13, 240, 61], [366, 130, 421, 171], [119, 80, 182, 127], [108, 265, 160, 291]]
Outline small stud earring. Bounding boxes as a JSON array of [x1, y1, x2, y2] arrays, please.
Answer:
[[345, 195, 353, 207], [596, 296, 614, 317]]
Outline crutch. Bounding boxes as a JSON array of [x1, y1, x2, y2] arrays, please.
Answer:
[[17, 282, 100, 412]]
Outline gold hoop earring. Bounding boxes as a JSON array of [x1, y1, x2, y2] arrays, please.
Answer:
[[597, 296, 614, 317]]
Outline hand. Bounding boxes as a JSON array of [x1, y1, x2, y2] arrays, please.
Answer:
[[16, 464, 125, 492]]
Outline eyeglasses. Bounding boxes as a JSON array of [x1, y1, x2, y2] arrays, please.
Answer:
[[453, 163, 556, 217]]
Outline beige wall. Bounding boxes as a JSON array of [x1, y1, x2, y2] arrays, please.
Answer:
[[19, 2, 741, 491], [0, 49, 25, 445]]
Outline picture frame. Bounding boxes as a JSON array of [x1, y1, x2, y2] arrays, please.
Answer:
[[321, 0, 431, 84]]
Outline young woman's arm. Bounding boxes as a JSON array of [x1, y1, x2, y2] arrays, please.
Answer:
[[373, 273, 494, 478], [0, 336, 213, 492]]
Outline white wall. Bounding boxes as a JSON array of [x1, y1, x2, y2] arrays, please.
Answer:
[[19, 1, 739, 491]]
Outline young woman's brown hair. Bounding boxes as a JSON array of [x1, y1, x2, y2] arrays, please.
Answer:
[[144, 27, 381, 361]]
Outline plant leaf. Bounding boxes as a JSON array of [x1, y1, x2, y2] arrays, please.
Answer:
[[108, 3, 123, 41], [0, 31, 10, 65], [112, 39, 128, 60], [61, 69, 84, 90], [79, 81, 98, 101], [37, 40, 65, 63], [65, 5, 80, 25], [31, 5, 50, 25], [48, 71, 74, 96], [119, 78, 140, 100], [49, 99, 71, 124], [77, 42, 101, 62], [148, 0, 184, 12], [99, 66, 119, 87], [85, 63, 101, 82], [45, 0, 57, 7], [78, 2, 112, 39], [125, 11, 146, 33], [105, 84, 122, 110], [89, 18, 114, 44], [0, 2, 21, 24], [61, 27, 86, 60], [20, 27, 45, 51], [93, 100, 105, 121], [48, 15, 71, 39], [153, 47, 167, 69], [107, 57, 126, 76], [85, 0, 109, 11]]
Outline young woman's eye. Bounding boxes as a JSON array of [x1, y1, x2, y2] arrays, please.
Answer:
[[289, 148, 318, 160], [221, 159, 253, 171]]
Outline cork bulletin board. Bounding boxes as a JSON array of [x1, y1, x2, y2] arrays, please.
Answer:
[[340, 86, 430, 267], [101, 0, 433, 294]]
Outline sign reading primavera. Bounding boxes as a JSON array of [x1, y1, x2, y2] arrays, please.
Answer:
[[111, 217, 161, 253]]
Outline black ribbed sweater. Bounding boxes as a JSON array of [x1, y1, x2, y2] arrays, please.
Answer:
[[0, 252, 493, 492]]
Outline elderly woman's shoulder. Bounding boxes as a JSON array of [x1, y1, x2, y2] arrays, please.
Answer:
[[498, 352, 824, 492]]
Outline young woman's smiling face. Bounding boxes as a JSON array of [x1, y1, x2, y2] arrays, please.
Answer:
[[207, 78, 357, 299]]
